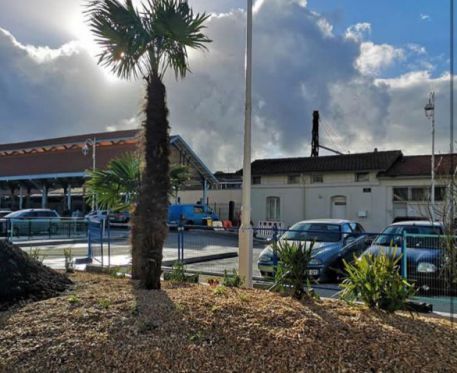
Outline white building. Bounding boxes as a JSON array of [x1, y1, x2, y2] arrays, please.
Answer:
[[250, 151, 453, 232]]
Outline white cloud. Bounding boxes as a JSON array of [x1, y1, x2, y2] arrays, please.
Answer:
[[420, 14, 431, 21], [0, 0, 454, 172], [345, 22, 371, 42], [356, 42, 405, 76]]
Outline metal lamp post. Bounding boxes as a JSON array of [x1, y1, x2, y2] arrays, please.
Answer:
[[238, 0, 253, 288], [82, 137, 97, 211], [424, 92, 436, 222]]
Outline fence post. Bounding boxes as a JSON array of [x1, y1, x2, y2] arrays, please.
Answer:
[[88, 224, 92, 259], [107, 219, 111, 269], [401, 230, 407, 278], [100, 219, 104, 267]]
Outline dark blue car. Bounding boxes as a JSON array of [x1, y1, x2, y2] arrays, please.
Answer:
[[257, 219, 368, 282], [363, 221, 445, 293]]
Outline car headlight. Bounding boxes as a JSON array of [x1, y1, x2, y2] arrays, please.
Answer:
[[258, 246, 274, 263], [417, 262, 437, 273], [309, 258, 323, 266]]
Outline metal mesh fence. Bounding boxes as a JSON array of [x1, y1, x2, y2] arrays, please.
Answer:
[[4, 218, 87, 240]]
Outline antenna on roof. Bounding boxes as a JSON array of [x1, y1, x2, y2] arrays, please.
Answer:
[[310, 111, 343, 156]]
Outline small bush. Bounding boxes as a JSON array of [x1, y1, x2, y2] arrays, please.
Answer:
[[29, 248, 44, 263], [207, 278, 220, 287], [167, 261, 187, 282], [97, 298, 111, 309], [273, 240, 315, 299], [64, 248, 74, 273], [213, 285, 228, 296], [164, 261, 198, 283], [222, 269, 243, 288], [339, 250, 415, 312], [67, 294, 80, 304]]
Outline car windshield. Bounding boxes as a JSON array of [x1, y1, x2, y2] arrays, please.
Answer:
[[282, 223, 342, 242], [5, 211, 24, 218], [374, 225, 442, 246]]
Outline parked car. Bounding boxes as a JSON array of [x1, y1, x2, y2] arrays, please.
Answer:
[[110, 211, 130, 224], [168, 204, 219, 226], [4, 209, 61, 236], [257, 219, 368, 282], [362, 221, 444, 293], [85, 210, 110, 223]]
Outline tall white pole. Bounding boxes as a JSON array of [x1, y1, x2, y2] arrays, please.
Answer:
[[239, 0, 253, 288], [92, 137, 96, 210], [431, 92, 435, 222]]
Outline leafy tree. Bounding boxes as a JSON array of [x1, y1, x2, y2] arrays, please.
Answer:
[[87, 0, 210, 288]]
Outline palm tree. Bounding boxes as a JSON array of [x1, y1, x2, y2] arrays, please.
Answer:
[[85, 152, 141, 211], [169, 164, 190, 202], [87, 0, 210, 288], [84, 153, 190, 210]]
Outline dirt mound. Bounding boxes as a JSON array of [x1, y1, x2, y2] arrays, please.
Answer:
[[0, 240, 72, 309]]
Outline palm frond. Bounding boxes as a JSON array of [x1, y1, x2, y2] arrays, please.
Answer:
[[86, 0, 152, 79], [143, 0, 211, 78]]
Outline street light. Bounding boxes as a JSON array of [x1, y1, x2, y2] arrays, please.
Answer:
[[238, 0, 253, 288], [424, 92, 435, 221], [82, 137, 96, 210]]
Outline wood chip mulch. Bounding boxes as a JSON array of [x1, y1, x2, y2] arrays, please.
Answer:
[[0, 272, 456, 372]]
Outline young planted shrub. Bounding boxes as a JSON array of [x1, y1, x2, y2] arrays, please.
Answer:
[[164, 261, 198, 283], [222, 269, 243, 288], [273, 241, 315, 299], [340, 251, 415, 312]]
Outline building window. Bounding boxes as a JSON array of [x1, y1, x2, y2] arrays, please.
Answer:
[[435, 186, 446, 201], [393, 187, 408, 201], [355, 172, 369, 182], [411, 187, 428, 201], [363, 188, 371, 193], [287, 175, 300, 184], [252, 176, 261, 185], [311, 174, 323, 183], [266, 196, 280, 221]]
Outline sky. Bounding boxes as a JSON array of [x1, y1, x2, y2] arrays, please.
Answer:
[[0, 0, 455, 172]]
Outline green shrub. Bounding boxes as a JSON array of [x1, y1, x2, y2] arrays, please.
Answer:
[[29, 248, 44, 263], [222, 269, 243, 288], [64, 248, 74, 273], [97, 298, 111, 309], [67, 294, 80, 304], [213, 285, 228, 296], [164, 261, 199, 283], [272, 240, 316, 299], [339, 250, 415, 312]]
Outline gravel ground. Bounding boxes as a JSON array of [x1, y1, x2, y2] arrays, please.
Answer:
[[0, 272, 456, 372]]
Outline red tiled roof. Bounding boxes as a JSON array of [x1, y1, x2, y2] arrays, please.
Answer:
[[0, 129, 139, 153], [379, 154, 457, 177], [247, 150, 402, 175], [0, 143, 137, 179]]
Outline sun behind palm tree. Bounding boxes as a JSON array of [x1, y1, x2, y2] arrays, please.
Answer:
[[87, 0, 211, 289]]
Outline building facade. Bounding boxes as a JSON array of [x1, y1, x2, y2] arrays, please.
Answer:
[[249, 151, 454, 232], [0, 130, 217, 214]]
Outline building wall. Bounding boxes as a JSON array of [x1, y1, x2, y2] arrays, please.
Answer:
[[251, 185, 305, 227]]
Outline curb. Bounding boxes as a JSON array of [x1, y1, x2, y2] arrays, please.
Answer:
[[162, 251, 238, 266]]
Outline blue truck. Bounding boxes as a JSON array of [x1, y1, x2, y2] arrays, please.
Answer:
[[168, 204, 219, 227]]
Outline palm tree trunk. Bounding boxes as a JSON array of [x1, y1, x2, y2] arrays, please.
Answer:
[[131, 75, 170, 289]]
